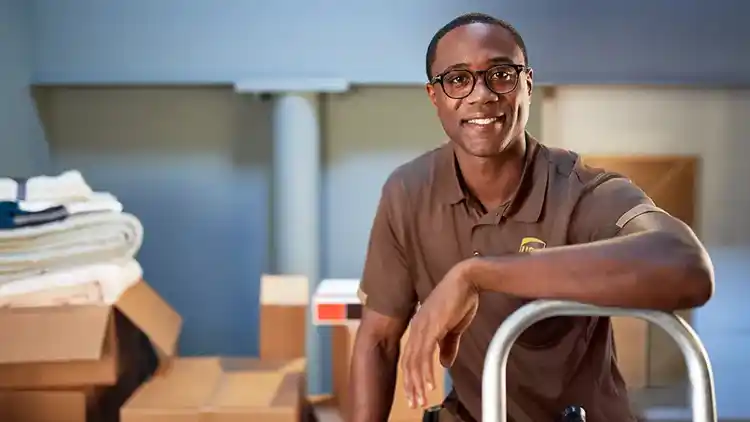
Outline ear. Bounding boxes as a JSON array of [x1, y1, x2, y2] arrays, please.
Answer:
[[425, 82, 438, 107], [525, 68, 534, 97]]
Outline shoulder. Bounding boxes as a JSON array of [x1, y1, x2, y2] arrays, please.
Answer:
[[380, 143, 447, 202], [540, 146, 661, 241], [543, 145, 620, 190]]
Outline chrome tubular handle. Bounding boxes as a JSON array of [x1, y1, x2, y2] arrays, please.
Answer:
[[481, 300, 717, 422]]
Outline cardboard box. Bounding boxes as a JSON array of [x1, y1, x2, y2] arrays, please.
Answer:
[[0, 279, 181, 389], [259, 274, 309, 360], [332, 324, 446, 422], [121, 357, 308, 422], [0, 389, 91, 422], [312, 278, 362, 326]]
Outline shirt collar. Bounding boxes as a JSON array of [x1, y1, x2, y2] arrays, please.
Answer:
[[435, 132, 548, 223]]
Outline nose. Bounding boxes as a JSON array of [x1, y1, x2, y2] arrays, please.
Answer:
[[466, 74, 497, 104]]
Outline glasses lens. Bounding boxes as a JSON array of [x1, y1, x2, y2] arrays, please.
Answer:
[[486, 65, 519, 94], [442, 70, 475, 98]]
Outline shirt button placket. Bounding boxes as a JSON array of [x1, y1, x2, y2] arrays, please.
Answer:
[[471, 224, 482, 258]]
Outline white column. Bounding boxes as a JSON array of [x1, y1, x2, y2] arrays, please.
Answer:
[[271, 92, 328, 394]]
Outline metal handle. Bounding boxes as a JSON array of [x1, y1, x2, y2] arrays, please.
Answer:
[[481, 300, 717, 422]]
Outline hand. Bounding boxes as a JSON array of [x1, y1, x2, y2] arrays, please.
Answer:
[[400, 260, 480, 409]]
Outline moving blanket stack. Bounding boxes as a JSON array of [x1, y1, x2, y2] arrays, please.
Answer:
[[0, 171, 309, 422], [0, 170, 143, 291], [0, 170, 182, 422]]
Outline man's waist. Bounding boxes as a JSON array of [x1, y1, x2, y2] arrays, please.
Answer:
[[439, 385, 634, 422]]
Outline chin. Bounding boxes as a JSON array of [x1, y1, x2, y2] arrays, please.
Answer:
[[461, 137, 512, 158]]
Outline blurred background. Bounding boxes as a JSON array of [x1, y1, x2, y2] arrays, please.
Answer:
[[2, 0, 749, 420]]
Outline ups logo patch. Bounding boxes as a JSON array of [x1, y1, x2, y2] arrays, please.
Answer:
[[519, 237, 546, 253]]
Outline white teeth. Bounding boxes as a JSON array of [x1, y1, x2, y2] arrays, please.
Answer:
[[466, 117, 500, 125]]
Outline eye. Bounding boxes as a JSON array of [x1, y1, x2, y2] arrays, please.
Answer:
[[444, 71, 472, 87], [489, 69, 512, 81], [449, 75, 469, 85]]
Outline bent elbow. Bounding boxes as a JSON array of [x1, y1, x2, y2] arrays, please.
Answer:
[[678, 251, 715, 309]]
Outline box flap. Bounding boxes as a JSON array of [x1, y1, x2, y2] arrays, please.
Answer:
[[114, 279, 182, 362], [123, 357, 307, 420], [211, 372, 282, 407], [0, 305, 111, 364], [123, 358, 223, 412], [217, 357, 305, 373], [209, 371, 304, 409]]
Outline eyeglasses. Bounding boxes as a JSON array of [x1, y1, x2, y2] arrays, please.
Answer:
[[429, 64, 531, 100]]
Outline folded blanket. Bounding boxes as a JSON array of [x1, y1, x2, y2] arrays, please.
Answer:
[[0, 259, 142, 307], [0, 212, 144, 284], [0, 202, 68, 229], [0, 193, 124, 230], [0, 170, 93, 202], [17, 192, 123, 215]]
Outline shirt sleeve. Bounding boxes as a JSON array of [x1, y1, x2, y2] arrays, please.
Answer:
[[357, 174, 418, 319], [568, 176, 668, 243]]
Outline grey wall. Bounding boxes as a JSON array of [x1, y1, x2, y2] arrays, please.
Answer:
[[0, 0, 49, 176], [36, 86, 274, 357], [30, 0, 750, 85]]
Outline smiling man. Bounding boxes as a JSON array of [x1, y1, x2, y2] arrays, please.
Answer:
[[349, 13, 714, 422]]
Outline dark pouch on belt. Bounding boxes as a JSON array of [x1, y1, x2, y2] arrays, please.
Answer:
[[422, 405, 443, 422]]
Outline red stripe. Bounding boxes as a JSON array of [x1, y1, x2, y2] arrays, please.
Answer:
[[317, 303, 346, 321]]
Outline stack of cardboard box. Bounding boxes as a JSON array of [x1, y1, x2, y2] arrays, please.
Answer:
[[0, 276, 311, 422], [0, 279, 179, 422], [118, 274, 310, 422]]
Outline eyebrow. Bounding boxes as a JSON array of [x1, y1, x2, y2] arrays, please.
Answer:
[[438, 56, 516, 74]]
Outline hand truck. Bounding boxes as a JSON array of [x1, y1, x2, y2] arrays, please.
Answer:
[[481, 300, 717, 422]]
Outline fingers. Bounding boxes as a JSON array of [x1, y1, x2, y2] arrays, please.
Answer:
[[401, 321, 437, 409]]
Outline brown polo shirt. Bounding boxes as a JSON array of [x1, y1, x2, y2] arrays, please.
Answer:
[[359, 134, 663, 422]]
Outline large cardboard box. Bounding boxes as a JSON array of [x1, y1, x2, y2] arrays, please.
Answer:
[[121, 357, 309, 422], [0, 279, 182, 421], [259, 274, 309, 360], [0, 279, 181, 388]]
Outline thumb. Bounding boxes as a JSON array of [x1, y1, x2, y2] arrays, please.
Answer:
[[439, 300, 478, 368], [439, 332, 461, 368]]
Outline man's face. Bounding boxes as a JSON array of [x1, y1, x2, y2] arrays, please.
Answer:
[[426, 23, 533, 158]]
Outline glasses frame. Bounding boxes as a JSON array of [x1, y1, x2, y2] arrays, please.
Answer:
[[429, 64, 531, 100]]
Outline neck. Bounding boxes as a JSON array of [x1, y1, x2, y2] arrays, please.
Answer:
[[454, 136, 527, 208]]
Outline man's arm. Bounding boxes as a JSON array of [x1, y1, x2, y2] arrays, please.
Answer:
[[351, 173, 417, 422], [465, 178, 714, 310], [351, 309, 410, 422]]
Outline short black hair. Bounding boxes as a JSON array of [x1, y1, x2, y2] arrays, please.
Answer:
[[425, 12, 529, 80]]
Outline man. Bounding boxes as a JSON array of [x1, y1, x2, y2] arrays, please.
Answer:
[[350, 12, 713, 422]]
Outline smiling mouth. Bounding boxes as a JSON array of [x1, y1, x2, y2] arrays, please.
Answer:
[[462, 115, 505, 126]]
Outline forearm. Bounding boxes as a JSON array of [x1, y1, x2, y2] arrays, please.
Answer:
[[467, 230, 713, 310], [350, 337, 401, 422]]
